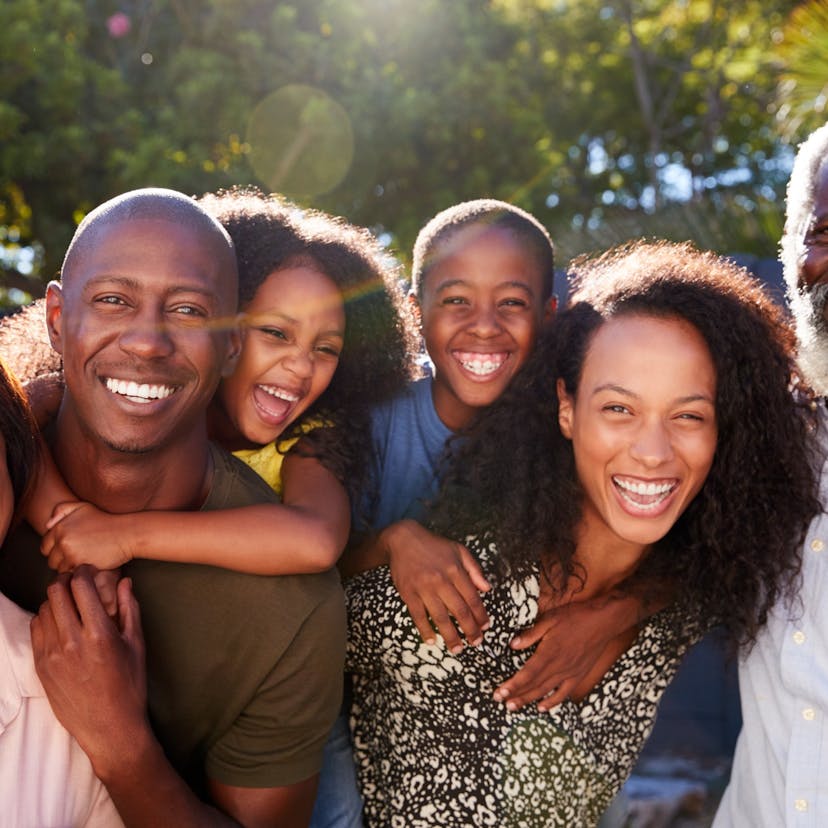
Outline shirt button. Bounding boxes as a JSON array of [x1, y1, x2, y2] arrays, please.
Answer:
[[795, 798, 808, 812], [803, 708, 816, 721], [811, 538, 824, 552], [794, 631, 806, 645]]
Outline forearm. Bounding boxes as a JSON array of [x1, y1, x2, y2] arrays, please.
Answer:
[[96, 723, 240, 828], [25, 436, 77, 534], [338, 519, 418, 579], [132, 505, 346, 574]]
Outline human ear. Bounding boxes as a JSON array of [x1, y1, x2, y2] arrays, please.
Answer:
[[557, 378, 574, 439], [543, 294, 558, 323], [221, 316, 243, 378], [45, 281, 65, 356]]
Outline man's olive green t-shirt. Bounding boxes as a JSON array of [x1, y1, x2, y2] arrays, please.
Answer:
[[0, 443, 346, 796]]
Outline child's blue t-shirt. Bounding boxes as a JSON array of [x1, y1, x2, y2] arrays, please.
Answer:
[[366, 376, 453, 530]]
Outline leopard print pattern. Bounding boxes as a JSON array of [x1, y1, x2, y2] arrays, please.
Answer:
[[346, 536, 703, 827]]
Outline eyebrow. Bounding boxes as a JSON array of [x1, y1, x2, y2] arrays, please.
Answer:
[[83, 275, 221, 301], [434, 278, 536, 297], [592, 383, 715, 405]]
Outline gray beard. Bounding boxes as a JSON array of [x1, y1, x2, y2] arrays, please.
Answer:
[[791, 282, 828, 397]]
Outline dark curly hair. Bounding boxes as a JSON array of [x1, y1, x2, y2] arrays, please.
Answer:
[[198, 187, 417, 514], [431, 240, 822, 649], [0, 357, 40, 526], [411, 198, 556, 303]]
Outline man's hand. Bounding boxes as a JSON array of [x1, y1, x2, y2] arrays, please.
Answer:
[[30, 566, 148, 777], [386, 520, 491, 653]]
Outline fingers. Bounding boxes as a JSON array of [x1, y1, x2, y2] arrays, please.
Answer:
[[117, 577, 146, 659], [509, 616, 554, 650], [409, 581, 487, 652], [421, 593, 466, 654], [68, 566, 114, 629], [402, 595, 438, 646], [457, 544, 491, 593], [494, 660, 574, 711], [538, 677, 578, 712], [494, 650, 571, 710], [46, 500, 83, 530]]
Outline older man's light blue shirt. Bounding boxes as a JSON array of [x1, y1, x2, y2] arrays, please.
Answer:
[[714, 451, 828, 827]]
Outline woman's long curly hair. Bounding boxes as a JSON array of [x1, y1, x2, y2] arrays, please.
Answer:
[[431, 240, 822, 649], [199, 187, 417, 515], [0, 357, 40, 526]]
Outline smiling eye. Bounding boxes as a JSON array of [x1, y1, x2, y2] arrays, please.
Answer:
[[603, 403, 631, 414], [96, 295, 127, 306], [171, 304, 206, 318], [499, 297, 529, 308], [258, 326, 288, 341], [315, 344, 341, 357], [442, 296, 468, 306]]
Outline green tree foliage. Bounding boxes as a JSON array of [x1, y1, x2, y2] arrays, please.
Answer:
[[0, 0, 804, 304], [774, 0, 828, 139]]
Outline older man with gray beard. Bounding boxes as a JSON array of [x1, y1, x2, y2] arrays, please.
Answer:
[[713, 123, 828, 827]]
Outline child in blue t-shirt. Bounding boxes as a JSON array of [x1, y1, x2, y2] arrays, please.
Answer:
[[312, 198, 559, 827]]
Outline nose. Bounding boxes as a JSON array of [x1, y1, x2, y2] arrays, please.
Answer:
[[119, 309, 174, 359], [629, 420, 675, 468], [284, 346, 313, 380], [467, 303, 502, 338]]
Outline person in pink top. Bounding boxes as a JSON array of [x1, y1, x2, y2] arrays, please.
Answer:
[[0, 354, 124, 827]]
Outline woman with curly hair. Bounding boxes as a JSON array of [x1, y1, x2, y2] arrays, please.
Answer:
[[38, 186, 416, 576], [345, 240, 822, 827]]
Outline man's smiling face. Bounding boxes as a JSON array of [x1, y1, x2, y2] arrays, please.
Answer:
[[47, 216, 239, 455]]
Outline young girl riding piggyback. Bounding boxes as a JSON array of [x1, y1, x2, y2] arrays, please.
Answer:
[[37, 187, 415, 578]]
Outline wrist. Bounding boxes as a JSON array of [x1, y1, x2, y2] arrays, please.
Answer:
[[382, 519, 419, 564], [89, 715, 158, 787]]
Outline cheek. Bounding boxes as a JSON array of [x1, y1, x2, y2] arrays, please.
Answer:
[[507, 320, 539, 365], [802, 246, 828, 288], [311, 361, 339, 397], [683, 430, 718, 488]]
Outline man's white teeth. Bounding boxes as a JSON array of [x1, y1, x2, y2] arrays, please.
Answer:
[[613, 478, 674, 496], [260, 385, 300, 403], [105, 378, 176, 401]]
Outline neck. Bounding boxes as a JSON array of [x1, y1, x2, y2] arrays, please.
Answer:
[[52, 409, 214, 514], [206, 397, 256, 452], [566, 512, 650, 601]]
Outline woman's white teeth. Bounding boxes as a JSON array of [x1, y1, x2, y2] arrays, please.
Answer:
[[613, 478, 674, 496], [105, 378, 175, 401]]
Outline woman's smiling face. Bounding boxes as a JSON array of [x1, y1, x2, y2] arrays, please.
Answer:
[[558, 313, 718, 558]]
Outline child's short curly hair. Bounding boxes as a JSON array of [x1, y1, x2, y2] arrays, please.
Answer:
[[411, 199, 556, 302]]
